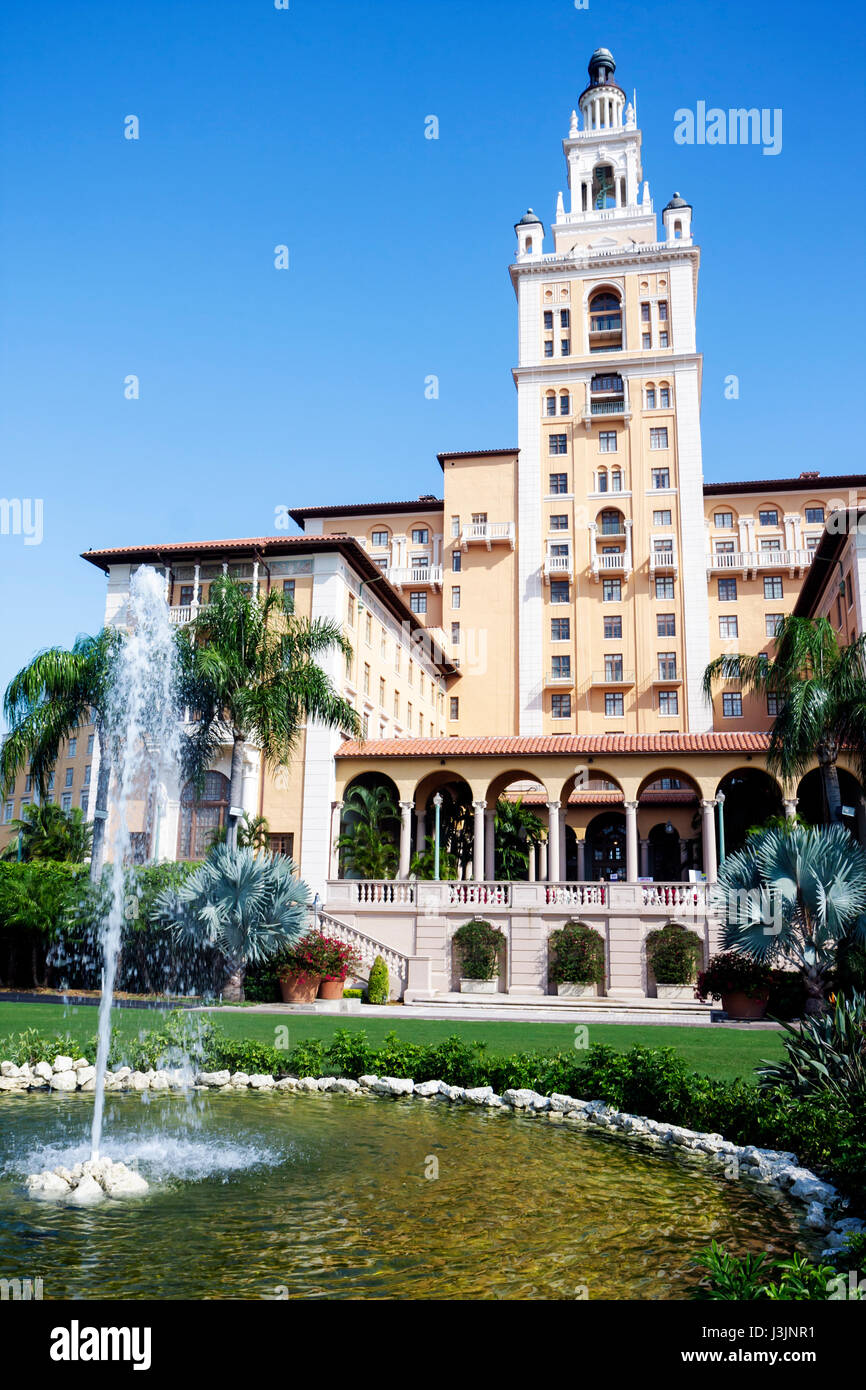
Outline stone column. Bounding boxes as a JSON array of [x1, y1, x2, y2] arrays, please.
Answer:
[[639, 838, 651, 878], [473, 799, 487, 882], [485, 808, 496, 882], [528, 844, 536, 882], [416, 808, 427, 854], [329, 801, 343, 879], [625, 800, 639, 882], [547, 802, 561, 881], [192, 562, 201, 612], [399, 800, 414, 879], [539, 840, 548, 880], [701, 799, 718, 884], [576, 838, 586, 881], [559, 816, 568, 881]]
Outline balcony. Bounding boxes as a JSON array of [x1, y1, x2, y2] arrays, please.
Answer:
[[461, 521, 516, 550], [706, 548, 813, 577], [390, 565, 443, 591], [543, 551, 574, 582], [591, 670, 635, 687], [591, 550, 631, 580], [545, 668, 575, 688], [650, 548, 678, 575]]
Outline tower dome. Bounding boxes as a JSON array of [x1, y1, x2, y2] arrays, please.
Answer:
[[588, 48, 616, 84], [579, 47, 626, 131]]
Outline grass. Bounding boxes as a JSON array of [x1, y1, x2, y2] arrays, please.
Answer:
[[0, 1001, 786, 1081]]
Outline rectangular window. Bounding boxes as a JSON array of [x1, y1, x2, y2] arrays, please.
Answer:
[[549, 434, 567, 455], [645, 388, 656, 410], [653, 510, 672, 526], [3, 801, 12, 824], [715, 541, 735, 554], [61, 793, 72, 812], [365, 613, 372, 644], [451, 550, 461, 572], [410, 591, 427, 614], [361, 712, 370, 739], [549, 473, 568, 494], [68, 737, 77, 757], [658, 301, 668, 321], [653, 538, 674, 554], [380, 631, 387, 658], [549, 543, 569, 559], [546, 395, 557, 416], [551, 694, 571, 719], [604, 616, 622, 639], [451, 586, 461, 609], [764, 577, 783, 599], [407, 702, 412, 726], [604, 654, 623, 680], [544, 340, 554, 358], [658, 652, 677, 680], [655, 576, 674, 599], [560, 394, 570, 415], [561, 338, 571, 355], [544, 311, 553, 330], [347, 594, 356, 626], [659, 387, 670, 408], [657, 613, 676, 637], [722, 692, 743, 718], [551, 617, 570, 641], [393, 692, 399, 719], [87, 733, 95, 754], [659, 332, 669, 348], [718, 578, 737, 601], [549, 514, 568, 530], [602, 579, 622, 602], [24, 775, 32, 793], [642, 333, 651, 349], [550, 581, 570, 604], [560, 308, 570, 328], [451, 622, 461, 644], [652, 468, 670, 489], [605, 692, 624, 717], [805, 507, 824, 524], [641, 302, 650, 321], [65, 768, 74, 788], [371, 529, 390, 548], [658, 690, 679, 715], [83, 765, 91, 786], [451, 515, 460, 538], [719, 615, 739, 638], [551, 655, 571, 679], [598, 431, 617, 453], [714, 512, 734, 528], [363, 663, 370, 695], [760, 539, 781, 552], [766, 613, 783, 637], [650, 428, 669, 450], [412, 528, 429, 544], [758, 509, 778, 527], [449, 696, 459, 720], [767, 694, 781, 716]]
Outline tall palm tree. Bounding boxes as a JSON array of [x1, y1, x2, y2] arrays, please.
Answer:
[[177, 576, 359, 848], [1, 630, 121, 881], [336, 784, 399, 879], [702, 615, 866, 824], [0, 802, 93, 863], [494, 796, 545, 880], [712, 823, 866, 1013]]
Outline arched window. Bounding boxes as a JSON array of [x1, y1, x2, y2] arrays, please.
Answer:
[[645, 383, 656, 409], [559, 391, 570, 415], [545, 391, 557, 417], [611, 468, 622, 493], [673, 220, 682, 239], [600, 508, 624, 536], [597, 468, 608, 494], [588, 291, 622, 351], [658, 382, 671, 408], [592, 165, 616, 210], [178, 772, 230, 860]]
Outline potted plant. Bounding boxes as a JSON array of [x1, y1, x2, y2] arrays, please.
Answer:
[[645, 922, 702, 1000], [548, 921, 605, 996], [277, 932, 362, 1002], [312, 934, 362, 1000], [696, 951, 773, 1019], [452, 918, 504, 993]]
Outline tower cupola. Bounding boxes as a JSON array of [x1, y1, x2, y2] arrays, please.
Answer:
[[579, 46, 626, 131], [662, 192, 693, 243], [514, 208, 543, 259]]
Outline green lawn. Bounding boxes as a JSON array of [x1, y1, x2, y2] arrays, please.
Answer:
[[0, 1000, 785, 1080]]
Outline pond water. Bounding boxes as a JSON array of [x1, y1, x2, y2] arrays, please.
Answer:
[[0, 1092, 812, 1300]]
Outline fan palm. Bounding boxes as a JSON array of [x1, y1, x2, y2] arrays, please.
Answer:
[[494, 797, 545, 880], [336, 784, 399, 879], [0, 802, 93, 863], [154, 845, 310, 1000], [711, 824, 866, 1013], [1, 629, 121, 880], [177, 576, 360, 848], [702, 616, 866, 824]]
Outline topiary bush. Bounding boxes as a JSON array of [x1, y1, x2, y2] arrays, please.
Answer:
[[548, 921, 605, 986], [452, 919, 504, 981], [366, 954, 391, 1004], [645, 922, 702, 985]]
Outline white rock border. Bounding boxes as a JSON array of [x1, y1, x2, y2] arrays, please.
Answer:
[[3, 1057, 863, 1255]]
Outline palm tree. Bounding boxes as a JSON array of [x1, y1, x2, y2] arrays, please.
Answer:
[[154, 845, 309, 1001], [0, 802, 93, 863], [712, 824, 866, 1013], [1, 630, 121, 881], [702, 616, 866, 824], [336, 784, 399, 879], [494, 797, 545, 880], [177, 576, 360, 849]]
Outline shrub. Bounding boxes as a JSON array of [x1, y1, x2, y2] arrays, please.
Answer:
[[756, 990, 866, 1104], [692, 1243, 859, 1301], [366, 955, 390, 1004], [696, 951, 773, 1002], [282, 932, 361, 983], [548, 921, 605, 986], [0, 861, 88, 988], [645, 922, 702, 985], [452, 919, 504, 981]]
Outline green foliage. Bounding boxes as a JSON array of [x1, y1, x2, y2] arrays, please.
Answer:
[[409, 836, 458, 880], [336, 784, 399, 880], [548, 921, 605, 985], [757, 990, 866, 1104], [692, 1241, 859, 1301], [0, 802, 93, 864], [366, 955, 391, 1004], [645, 922, 702, 985], [280, 932, 361, 982], [453, 918, 504, 981], [494, 797, 544, 880], [0, 861, 86, 938], [697, 951, 773, 1002]]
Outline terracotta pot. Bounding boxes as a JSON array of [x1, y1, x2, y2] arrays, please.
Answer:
[[279, 972, 320, 1004], [318, 978, 345, 1001], [721, 990, 768, 1020]]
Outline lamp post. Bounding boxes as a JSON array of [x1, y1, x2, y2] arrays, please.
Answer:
[[433, 793, 443, 881], [716, 791, 726, 866]]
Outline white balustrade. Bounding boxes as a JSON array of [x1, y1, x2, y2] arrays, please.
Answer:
[[316, 909, 410, 990], [545, 883, 608, 907], [353, 881, 416, 906], [448, 882, 512, 907]]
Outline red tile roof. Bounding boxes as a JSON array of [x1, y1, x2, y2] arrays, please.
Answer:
[[337, 732, 771, 757]]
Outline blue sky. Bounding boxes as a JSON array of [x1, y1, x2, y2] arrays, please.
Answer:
[[0, 0, 864, 711]]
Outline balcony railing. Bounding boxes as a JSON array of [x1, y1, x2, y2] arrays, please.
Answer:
[[589, 398, 626, 416], [543, 552, 574, 582], [650, 549, 678, 574], [545, 669, 575, 687], [449, 882, 512, 907], [390, 565, 443, 590], [461, 521, 516, 550], [592, 551, 628, 571], [707, 548, 813, 574], [591, 670, 635, 686]]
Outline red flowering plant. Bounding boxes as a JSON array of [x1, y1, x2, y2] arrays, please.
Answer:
[[279, 932, 361, 984]]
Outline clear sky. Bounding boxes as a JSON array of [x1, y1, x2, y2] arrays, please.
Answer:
[[1, 0, 864, 714]]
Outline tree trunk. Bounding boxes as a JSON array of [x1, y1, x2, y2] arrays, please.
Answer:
[[89, 724, 112, 883], [803, 963, 828, 1016], [31, 940, 48, 989], [226, 733, 246, 850], [818, 745, 843, 825], [222, 956, 245, 1002]]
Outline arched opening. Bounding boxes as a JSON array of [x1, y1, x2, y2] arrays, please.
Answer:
[[637, 770, 703, 880], [545, 390, 557, 417], [592, 164, 616, 209], [588, 289, 622, 351], [585, 811, 627, 882], [484, 772, 548, 882], [178, 771, 230, 860], [339, 771, 401, 880], [412, 770, 476, 879], [717, 768, 784, 855], [796, 767, 863, 835], [648, 822, 682, 881]]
